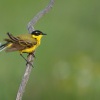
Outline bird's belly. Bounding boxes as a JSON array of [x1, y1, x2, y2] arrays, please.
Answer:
[[21, 45, 37, 53]]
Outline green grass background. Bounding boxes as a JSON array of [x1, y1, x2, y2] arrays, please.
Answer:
[[0, 0, 100, 100]]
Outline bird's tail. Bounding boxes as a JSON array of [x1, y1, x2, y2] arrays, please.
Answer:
[[0, 43, 8, 52]]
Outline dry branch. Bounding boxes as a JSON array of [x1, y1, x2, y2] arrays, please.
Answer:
[[16, 0, 54, 100], [28, 0, 54, 33]]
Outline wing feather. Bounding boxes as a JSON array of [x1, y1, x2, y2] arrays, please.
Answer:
[[5, 33, 37, 52]]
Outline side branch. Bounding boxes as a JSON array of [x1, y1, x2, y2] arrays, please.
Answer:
[[27, 0, 54, 33]]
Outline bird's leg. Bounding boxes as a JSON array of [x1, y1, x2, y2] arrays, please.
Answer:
[[28, 51, 36, 58], [20, 53, 33, 68], [31, 53, 36, 58]]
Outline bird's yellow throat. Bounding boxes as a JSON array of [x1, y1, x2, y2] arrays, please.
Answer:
[[32, 34, 43, 45]]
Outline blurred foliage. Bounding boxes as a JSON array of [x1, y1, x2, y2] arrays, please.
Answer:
[[0, 0, 100, 100]]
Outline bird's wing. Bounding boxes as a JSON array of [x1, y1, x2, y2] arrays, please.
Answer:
[[5, 33, 37, 52]]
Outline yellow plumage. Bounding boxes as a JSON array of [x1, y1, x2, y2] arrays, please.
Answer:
[[0, 30, 46, 54], [20, 34, 43, 53]]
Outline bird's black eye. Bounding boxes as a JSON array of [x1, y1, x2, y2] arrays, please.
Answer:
[[31, 30, 42, 36]]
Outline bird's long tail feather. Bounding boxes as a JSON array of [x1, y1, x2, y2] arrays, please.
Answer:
[[0, 43, 8, 52]]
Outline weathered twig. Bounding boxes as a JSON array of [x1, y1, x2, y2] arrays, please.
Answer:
[[16, 0, 54, 100], [27, 0, 54, 33]]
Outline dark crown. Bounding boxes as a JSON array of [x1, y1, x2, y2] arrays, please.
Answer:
[[31, 30, 43, 36], [31, 30, 46, 36]]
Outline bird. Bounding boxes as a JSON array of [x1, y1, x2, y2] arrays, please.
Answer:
[[0, 30, 46, 67]]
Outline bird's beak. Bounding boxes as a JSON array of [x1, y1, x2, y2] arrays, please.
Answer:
[[42, 33, 47, 35]]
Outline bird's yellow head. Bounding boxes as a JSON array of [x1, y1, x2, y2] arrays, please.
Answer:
[[31, 30, 46, 44]]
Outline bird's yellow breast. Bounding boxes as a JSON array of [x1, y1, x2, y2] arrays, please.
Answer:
[[20, 45, 37, 53], [20, 35, 42, 53]]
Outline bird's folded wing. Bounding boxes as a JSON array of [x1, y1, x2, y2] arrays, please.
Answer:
[[4, 33, 37, 52]]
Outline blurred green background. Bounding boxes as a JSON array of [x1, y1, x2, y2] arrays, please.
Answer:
[[0, 0, 100, 100]]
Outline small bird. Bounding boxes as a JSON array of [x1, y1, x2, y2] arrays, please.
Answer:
[[0, 30, 46, 66]]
